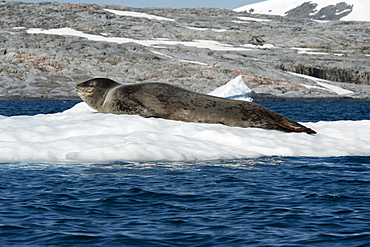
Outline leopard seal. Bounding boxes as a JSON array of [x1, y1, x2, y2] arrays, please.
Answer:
[[75, 78, 316, 134]]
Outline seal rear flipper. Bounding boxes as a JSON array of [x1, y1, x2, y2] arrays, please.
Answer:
[[268, 112, 316, 134], [275, 122, 316, 134]]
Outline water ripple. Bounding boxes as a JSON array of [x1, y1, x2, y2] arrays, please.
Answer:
[[1, 157, 370, 246]]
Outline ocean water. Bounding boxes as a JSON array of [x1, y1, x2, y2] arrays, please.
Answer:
[[1, 101, 370, 246]]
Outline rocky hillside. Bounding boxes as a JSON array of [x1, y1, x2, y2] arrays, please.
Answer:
[[0, 1, 369, 101]]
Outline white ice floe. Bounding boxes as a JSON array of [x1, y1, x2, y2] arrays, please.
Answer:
[[0, 101, 369, 163], [26, 27, 253, 52], [104, 9, 175, 22], [288, 72, 354, 95], [208, 75, 252, 101]]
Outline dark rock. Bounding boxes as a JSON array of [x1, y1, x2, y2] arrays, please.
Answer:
[[313, 2, 353, 21], [249, 35, 265, 46], [285, 1, 353, 21], [285, 2, 317, 19]]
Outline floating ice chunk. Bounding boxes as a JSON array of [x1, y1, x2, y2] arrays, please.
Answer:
[[209, 75, 253, 101]]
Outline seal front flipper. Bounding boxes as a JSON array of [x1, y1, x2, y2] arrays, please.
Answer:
[[134, 92, 171, 117], [105, 93, 159, 117]]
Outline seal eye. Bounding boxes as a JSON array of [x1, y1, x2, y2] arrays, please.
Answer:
[[87, 81, 96, 87]]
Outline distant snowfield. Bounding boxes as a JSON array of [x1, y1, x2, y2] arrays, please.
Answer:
[[236, 16, 272, 22], [234, 0, 370, 22], [27, 26, 276, 51], [26, 8, 278, 52], [0, 101, 369, 163], [185, 26, 228, 33], [104, 9, 175, 22], [290, 47, 343, 56], [27, 27, 255, 52], [105, 8, 228, 32], [288, 72, 354, 95]]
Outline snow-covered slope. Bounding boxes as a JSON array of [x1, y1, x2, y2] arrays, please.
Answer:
[[234, 0, 370, 22]]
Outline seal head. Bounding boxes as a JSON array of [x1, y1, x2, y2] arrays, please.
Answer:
[[76, 78, 119, 112]]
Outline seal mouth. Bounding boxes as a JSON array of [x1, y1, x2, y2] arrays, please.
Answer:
[[75, 84, 94, 95]]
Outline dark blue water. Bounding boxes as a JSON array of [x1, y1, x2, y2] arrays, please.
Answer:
[[1, 101, 370, 246]]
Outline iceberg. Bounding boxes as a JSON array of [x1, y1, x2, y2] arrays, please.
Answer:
[[208, 75, 253, 102]]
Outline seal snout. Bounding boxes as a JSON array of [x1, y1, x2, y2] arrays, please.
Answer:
[[75, 81, 95, 95]]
